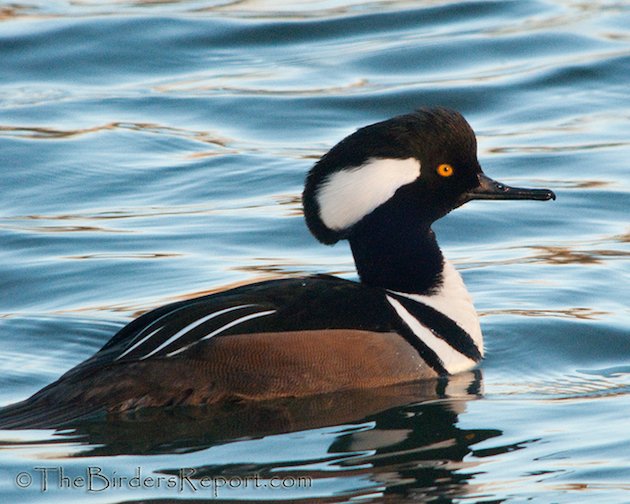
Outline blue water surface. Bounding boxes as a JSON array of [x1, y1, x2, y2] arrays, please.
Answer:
[[1, 0, 629, 502]]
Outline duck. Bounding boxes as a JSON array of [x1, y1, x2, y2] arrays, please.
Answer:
[[0, 107, 554, 428]]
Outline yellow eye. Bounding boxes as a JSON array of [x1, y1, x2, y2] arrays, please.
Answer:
[[437, 163, 454, 177]]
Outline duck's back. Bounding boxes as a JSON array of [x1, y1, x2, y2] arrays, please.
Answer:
[[0, 276, 437, 429]]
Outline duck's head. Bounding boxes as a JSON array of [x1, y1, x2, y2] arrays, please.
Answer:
[[303, 107, 555, 245]]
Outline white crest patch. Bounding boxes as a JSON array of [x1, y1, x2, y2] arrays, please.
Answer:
[[317, 157, 421, 231], [391, 260, 484, 357]]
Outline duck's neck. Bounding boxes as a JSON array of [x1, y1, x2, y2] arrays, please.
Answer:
[[349, 223, 444, 294], [349, 221, 484, 362]]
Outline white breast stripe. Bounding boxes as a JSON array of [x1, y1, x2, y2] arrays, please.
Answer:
[[391, 260, 484, 356], [317, 157, 421, 231], [137, 304, 257, 360], [166, 309, 277, 358], [386, 295, 477, 374]]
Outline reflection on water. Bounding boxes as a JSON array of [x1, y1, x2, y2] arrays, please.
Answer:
[[460, 232, 629, 271], [154, 76, 371, 96], [489, 367, 630, 402], [0, 122, 232, 150], [528, 244, 630, 265], [1, 372, 502, 501], [24, 372, 482, 454], [483, 306, 608, 320]]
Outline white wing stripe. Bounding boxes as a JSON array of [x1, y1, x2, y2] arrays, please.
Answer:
[[116, 325, 165, 360], [166, 309, 277, 358], [138, 304, 257, 360], [386, 295, 476, 374]]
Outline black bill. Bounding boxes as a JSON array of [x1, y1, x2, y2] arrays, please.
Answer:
[[461, 173, 556, 204]]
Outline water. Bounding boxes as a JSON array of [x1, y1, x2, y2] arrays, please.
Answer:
[[0, 0, 629, 502]]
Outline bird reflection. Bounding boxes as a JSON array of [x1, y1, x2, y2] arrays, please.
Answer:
[[15, 370, 503, 501]]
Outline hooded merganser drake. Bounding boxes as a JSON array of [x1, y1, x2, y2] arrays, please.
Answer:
[[0, 107, 554, 428]]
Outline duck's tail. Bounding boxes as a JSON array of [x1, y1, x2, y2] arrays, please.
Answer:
[[0, 396, 101, 429]]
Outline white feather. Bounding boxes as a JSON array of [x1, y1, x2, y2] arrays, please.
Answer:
[[390, 260, 484, 357], [317, 157, 421, 231], [138, 304, 256, 360], [386, 295, 478, 374], [166, 309, 276, 357]]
